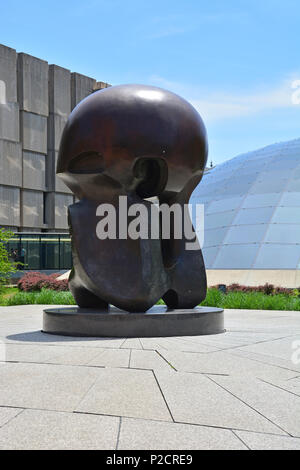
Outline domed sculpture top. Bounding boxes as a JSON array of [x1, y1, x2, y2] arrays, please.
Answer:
[[57, 84, 208, 200], [57, 84, 208, 313]]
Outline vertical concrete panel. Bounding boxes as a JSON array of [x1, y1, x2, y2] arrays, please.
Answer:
[[55, 193, 73, 229], [21, 189, 44, 228], [46, 150, 72, 194], [0, 103, 20, 141], [54, 152, 72, 193], [17, 53, 49, 116], [48, 65, 71, 198], [0, 140, 22, 186], [0, 44, 17, 103], [45, 191, 55, 228], [0, 185, 20, 226], [47, 114, 67, 151], [71, 72, 96, 109], [46, 150, 55, 192], [20, 111, 47, 153], [23, 152, 46, 190], [49, 65, 71, 116], [0, 46, 19, 143]]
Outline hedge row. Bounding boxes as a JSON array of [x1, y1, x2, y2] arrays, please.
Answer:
[[18, 272, 69, 292], [18, 274, 297, 297], [211, 283, 297, 296]]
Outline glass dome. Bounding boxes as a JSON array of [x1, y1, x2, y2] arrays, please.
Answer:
[[190, 138, 300, 272]]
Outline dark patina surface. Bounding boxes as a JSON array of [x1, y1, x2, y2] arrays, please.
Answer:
[[57, 84, 208, 313]]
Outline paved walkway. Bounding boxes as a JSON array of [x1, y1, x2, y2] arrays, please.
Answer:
[[0, 305, 299, 449]]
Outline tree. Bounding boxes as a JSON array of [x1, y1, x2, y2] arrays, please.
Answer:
[[0, 228, 18, 290]]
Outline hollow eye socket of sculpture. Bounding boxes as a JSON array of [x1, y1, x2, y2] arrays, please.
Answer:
[[69, 152, 105, 174], [133, 157, 168, 199]]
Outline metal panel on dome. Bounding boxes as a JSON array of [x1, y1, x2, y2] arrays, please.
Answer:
[[272, 206, 300, 224], [254, 244, 300, 269], [249, 177, 288, 194], [264, 224, 300, 244], [206, 196, 243, 214], [242, 192, 281, 208], [191, 138, 300, 274], [224, 224, 267, 245], [204, 227, 229, 247], [280, 192, 300, 206], [232, 207, 274, 225], [213, 244, 259, 269], [202, 246, 219, 268], [205, 210, 237, 229]]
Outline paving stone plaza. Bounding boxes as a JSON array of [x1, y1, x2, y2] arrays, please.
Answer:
[[0, 305, 299, 450]]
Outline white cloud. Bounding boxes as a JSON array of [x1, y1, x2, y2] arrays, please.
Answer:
[[150, 75, 299, 122], [147, 26, 187, 39]]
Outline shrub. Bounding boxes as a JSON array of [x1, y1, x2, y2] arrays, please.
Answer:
[[0, 228, 18, 290], [18, 272, 69, 292], [3, 288, 76, 306], [201, 289, 300, 311], [210, 283, 294, 296]]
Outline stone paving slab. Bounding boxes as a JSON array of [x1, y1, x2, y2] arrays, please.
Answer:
[[223, 310, 300, 335], [0, 362, 100, 412], [254, 376, 300, 398], [3, 343, 102, 366], [118, 417, 247, 450], [238, 336, 300, 362], [228, 349, 300, 374], [189, 331, 296, 350], [235, 430, 300, 450], [42, 346, 105, 366], [154, 370, 285, 434], [139, 338, 168, 351], [0, 305, 299, 449], [75, 367, 172, 422], [0, 409, 119, 450], [120, 338, 143, 349], [139, 337, 219, 353], [157, 349, 298, 380], [0, 407, 22, 428], [145, 337, 219, 353], [87, 349, 130, 368], [4, 343, 60, 363], [211, 375, 300, 437], [285, 376, 300, 394], [130, 350, 173, 371]]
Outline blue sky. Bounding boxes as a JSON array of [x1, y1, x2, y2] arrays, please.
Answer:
[[1, 0, 300, 164]]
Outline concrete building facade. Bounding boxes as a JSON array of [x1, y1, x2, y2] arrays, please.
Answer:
[[0, 43, 110, 233]]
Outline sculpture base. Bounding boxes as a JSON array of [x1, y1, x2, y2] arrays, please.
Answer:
[[43, 305, 225, 338]]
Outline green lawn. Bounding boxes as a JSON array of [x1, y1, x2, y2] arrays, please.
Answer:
[[0, 287, 18, 300], [0, 287, 299, 310], [201, 288, 300, 311], [0, 288, 75, 306]]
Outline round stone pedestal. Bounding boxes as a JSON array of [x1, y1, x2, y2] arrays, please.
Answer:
[[43, 305, 224, 338]]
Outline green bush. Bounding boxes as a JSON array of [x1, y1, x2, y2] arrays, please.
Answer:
[[1, 286, 300, 310], [2, 288, 76, 306], [0, 229, 18, 291], [200, 288, 300, 311]]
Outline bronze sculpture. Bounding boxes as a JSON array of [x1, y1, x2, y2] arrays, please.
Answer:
[[57, 84, 208, 313]]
